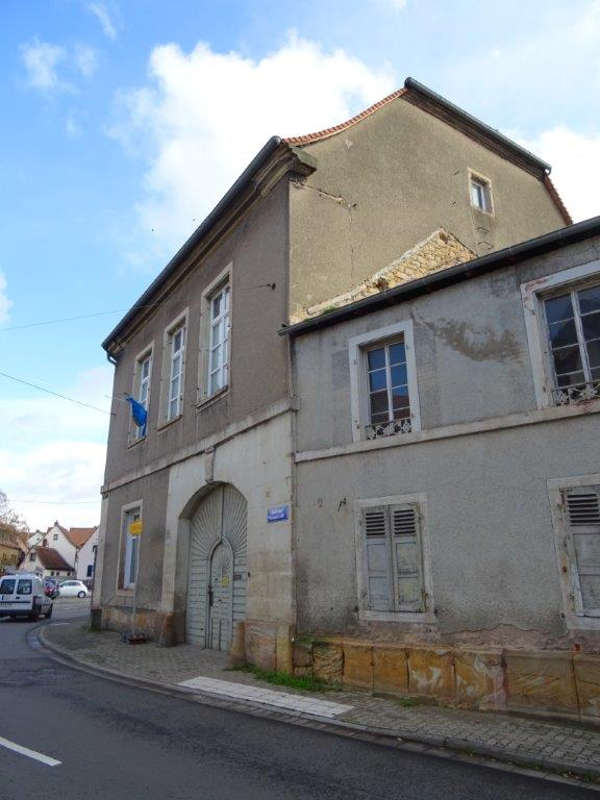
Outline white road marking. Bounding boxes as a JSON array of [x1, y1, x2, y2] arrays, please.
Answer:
[[0, 736, 61, 767], [178, 676, 353, 717]]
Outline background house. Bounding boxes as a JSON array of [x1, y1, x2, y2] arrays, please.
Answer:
[[95, 78, 569, 670], [26, 522, 98, 581], [26, 546, 74, 579]]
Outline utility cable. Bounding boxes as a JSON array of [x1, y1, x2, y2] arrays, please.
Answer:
[[0, 370, 114, 416]]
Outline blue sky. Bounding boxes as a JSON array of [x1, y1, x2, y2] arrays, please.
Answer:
[[1, 0, 599, 529]]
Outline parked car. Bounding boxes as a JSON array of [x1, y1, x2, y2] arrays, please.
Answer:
[[0, 573, 53, 620], [44, 578, 60, 599], [58, 580, 90, 598]]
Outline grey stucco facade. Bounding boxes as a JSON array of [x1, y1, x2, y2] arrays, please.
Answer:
[[290, 232, 600, 650]]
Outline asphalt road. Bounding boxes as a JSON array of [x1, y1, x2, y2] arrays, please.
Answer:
[[0, 604, 596, 799]]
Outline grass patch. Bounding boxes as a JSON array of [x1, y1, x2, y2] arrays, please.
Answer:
[[228, 664, 339, 693]]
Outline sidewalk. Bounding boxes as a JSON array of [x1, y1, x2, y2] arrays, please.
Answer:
[[41, 621, 600, 786]]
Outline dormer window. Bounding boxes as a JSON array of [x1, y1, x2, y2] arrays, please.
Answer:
[[469, 174, 493, 213]]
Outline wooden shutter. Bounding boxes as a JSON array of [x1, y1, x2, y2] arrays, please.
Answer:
[[565, 487, 600, 617], [362, 507, 393, 611], [390, 504, 425, 612]]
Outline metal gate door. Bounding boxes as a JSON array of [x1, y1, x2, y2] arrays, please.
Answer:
[[208, 540, 233, 650], [186, 485, 247, 649]]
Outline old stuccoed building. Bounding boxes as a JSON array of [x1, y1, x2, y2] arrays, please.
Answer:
[[94, 78, 569, 675], [286, 217, 600, 722]]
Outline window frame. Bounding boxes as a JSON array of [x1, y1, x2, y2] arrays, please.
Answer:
[[158, 309, 188, 427], [548, 473, 600, 631], [129, 344, 153, 443], [353, 493, 434, 623], [117, 500, 143, 592], [348, 320, 421, 443], [468, 170, 494, 215], [197, 265, 232, 406], [522, 260, 600, 409]]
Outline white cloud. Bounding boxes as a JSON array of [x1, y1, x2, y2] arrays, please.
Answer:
[[110, 34, 395, 259], [74, 43, 98, 78], [66, 113, 83, 138], [377, 0, 407, 8], [0, 272, 12, 323], [21, 39, 67, 91], [513, 127, 600, 223], [0, 366, 113, 529], [88, 2, 117, 40]]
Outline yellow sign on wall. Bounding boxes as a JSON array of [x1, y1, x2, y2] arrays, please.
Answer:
[[129, 519, 143, 536]]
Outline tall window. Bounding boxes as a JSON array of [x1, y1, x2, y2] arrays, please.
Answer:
[[366, 339, 411, 435], [123, 507, 141, 589], [563, 486, 600, 617], [470, 175, 492, 213], [208, 284, 230, 396], [544, 284, 600, 402], [362, 503, 425, 613], [168, 326, 185, 420], [136, 353, 152, 437]]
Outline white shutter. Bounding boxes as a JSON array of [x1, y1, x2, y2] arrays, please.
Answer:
[[362, 507, 393, 611], [565, 487, 600, 617], [391, 504, 425, 612]]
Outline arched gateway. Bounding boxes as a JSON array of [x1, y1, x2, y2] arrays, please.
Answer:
[[185, 484, 247, 650]]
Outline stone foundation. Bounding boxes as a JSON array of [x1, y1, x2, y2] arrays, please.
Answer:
[[292, 637, 600, 723]]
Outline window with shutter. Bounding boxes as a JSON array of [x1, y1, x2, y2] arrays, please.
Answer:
[[565, 487, 600, 617], [362, 503, 425, 613], [391, 505, 425, 612]]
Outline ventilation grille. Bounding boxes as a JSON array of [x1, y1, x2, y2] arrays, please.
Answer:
[[567, 492, 600, 526], [365, 511, 386, 537], [393, 508, 417, 536]]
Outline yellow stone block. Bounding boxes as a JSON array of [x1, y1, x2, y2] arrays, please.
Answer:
[[505, 650, 578, 714], [407, 647, 454, 698], [454, 649, 504, 709], [313, 643, 343, 683], [373, 647, 408, 695], [343, 643, 373, 690], [574, 654, 600, 722]]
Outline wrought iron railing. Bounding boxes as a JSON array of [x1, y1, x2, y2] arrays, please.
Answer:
[[365, 416, 412, 440], [553, 381, 600, 406]]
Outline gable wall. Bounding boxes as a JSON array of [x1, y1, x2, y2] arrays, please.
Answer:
[[289, 97, 566, 319]]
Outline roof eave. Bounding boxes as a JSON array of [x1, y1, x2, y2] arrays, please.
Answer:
[[102, 135, 310, 353], [403, 77, 551, 176]]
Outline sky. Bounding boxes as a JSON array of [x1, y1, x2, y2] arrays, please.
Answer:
[[1, 0, 600, 531]]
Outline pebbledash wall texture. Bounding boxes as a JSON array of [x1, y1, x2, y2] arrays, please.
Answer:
[[95, 79, 573, 700], [286, 223, 600, 722]]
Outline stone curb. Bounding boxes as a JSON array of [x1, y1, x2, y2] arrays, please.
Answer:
[[38, 627, 600, 786]]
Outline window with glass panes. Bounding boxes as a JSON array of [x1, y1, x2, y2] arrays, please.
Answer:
[[136, 354, 151, 437], [544, 284, 600, 393], [167, 327, 185, 421], [123, 508, 140, 589], [366, 339, 410, 426], [470, 176, 492, 212], [209, 284, 230, 396]]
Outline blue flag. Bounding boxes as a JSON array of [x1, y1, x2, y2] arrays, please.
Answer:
[[126, 396, 148, 433]]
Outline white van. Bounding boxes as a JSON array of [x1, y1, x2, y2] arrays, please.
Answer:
[[0, 573, 53, 620]]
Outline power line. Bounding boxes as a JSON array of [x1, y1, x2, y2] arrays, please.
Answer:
[[11, 498, 99, 505], [0, 370, 115, 416], [0, 310, 124, 331], [0, 301, 165, 333]]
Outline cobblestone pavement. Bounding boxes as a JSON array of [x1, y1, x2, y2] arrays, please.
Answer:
[[43, 622, 600, 778]]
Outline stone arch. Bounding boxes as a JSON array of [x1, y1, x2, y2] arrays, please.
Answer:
[[185, 483, 247, 649]]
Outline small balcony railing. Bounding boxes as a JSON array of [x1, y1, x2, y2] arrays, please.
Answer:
[[553, 381, 600, 406], [365, 416, 412, 440]]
